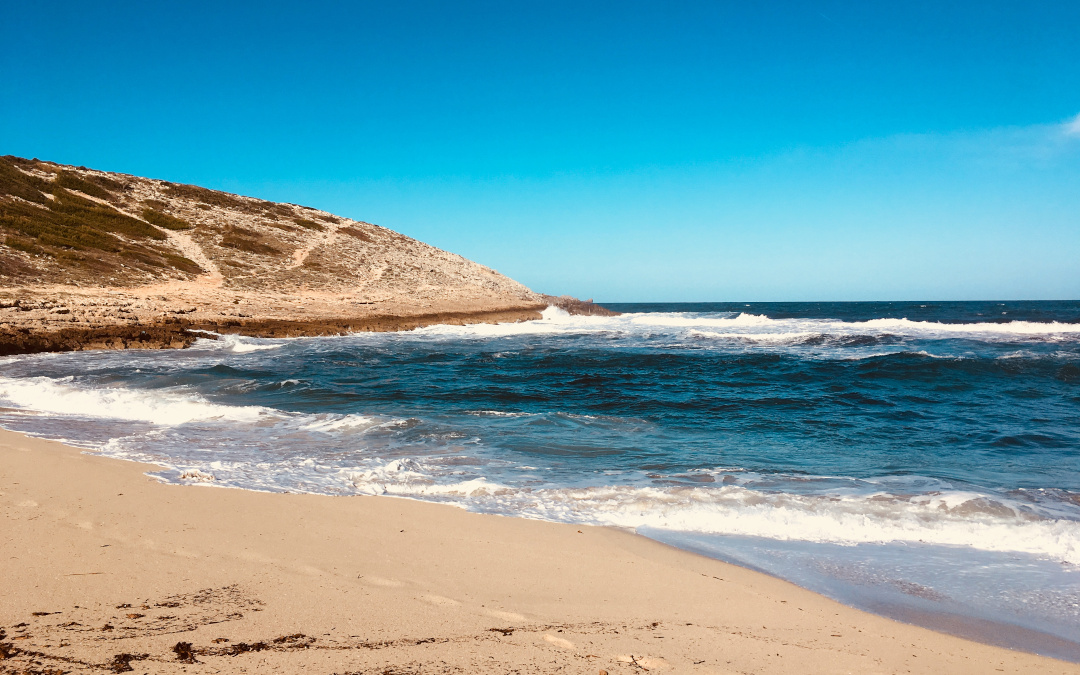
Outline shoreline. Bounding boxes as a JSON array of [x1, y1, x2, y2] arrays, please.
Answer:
[[2, 428, 1078, 673], [0, 292, 618, 356], [0, 305, 547, 355]]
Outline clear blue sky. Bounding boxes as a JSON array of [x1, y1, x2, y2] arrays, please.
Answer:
[[3, 1, 1079, 301]]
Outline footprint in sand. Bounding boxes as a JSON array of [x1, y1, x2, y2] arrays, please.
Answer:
[[483, 609, 526, 622], [358, 575, 404, 588], [236, 550, 276, 564], [543, 634, 575, 650], [421, 595, 460, 607], [617, 654, 670, 669]]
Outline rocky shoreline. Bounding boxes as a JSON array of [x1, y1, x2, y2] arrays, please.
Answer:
[[0, 298, 623, 356], [0, 323, 202, 355], [0, 305, 558, 356]]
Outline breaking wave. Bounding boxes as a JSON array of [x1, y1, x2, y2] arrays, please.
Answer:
[[0, 376, 272, 425], [140, 445, 1080, 566], [407, 307, 1080, 349]]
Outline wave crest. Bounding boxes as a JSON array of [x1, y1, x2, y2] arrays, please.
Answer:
[[0, 376, 271, 425]]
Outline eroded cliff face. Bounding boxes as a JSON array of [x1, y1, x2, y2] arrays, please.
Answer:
[[0, 155, 548, 353]]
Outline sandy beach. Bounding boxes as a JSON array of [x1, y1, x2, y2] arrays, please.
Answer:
[[7, 3, 1078, 671], [0, 428, 1076, 674]]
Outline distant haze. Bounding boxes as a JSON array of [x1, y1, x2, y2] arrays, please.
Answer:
[[4, 1, 1079, 301]]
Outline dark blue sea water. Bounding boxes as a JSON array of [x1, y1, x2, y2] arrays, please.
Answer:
[[2, 301, 1079, 658]]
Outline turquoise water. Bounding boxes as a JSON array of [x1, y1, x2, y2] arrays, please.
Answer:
[[1, 301, 1078, 658]]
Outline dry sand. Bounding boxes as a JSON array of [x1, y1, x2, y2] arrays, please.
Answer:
[[1, 428, 1077, 674]]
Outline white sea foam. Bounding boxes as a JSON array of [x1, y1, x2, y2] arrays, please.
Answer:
[[406, 308, 1080, 344], [313, 458, 1080, 564], [632, 313, 1080, 338], [408, 305, 602, 338], [465, 410, 538, 418], [300, 413, 378, 433], [195, 334, 285, 352], [344, 459, 507, 497], [838, 350, 918, 361], [0, 376, 272, 425], [473, 484, 1080, 564], [226, 451, 1080, 566], [689, 329, 818, 343], [224, 340, 284, 353]]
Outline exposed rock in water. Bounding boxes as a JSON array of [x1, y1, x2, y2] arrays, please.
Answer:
[[542, 295, 621, 316], [0, 324, 203, 356]]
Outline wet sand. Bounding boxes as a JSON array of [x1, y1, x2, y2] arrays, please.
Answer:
[[2, 428, 1077, 674]]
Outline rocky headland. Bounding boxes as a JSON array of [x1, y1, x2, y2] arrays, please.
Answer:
[[0, 155, 614, 354]]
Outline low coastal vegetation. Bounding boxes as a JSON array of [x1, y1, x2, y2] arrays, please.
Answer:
[[142, 207, 193, 231], [0, 156, 201, 280], [163, 181, 295, 221], [339, 225, 373, 242], [292, 217, 325, 231], [220, 226, 282, 256], [53, 170, 114, 200]]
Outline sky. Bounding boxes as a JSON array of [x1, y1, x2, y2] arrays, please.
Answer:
[[2, 1, 1079, 301]]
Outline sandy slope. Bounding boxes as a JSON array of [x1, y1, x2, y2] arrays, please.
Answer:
[[2, 429, 1076, 674]]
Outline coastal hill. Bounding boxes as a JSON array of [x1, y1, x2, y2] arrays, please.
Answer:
[[0, 155, 611, 354]]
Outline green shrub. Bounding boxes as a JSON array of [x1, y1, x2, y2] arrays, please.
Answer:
[[259, 201, 294, 219], [1, 157, 234, 278], [49, 189, 165, 241], [5, 236, 46, 256], [85, 173, 126, 193], [54, 171, 112, 200], [220, 234, 280, 256], [163, 181, 270, 215], [2, 200, 123, 252], [339, 226, 373, 242], [3, 156, 40, 169], [0, 156, 49, 204], [0, 186, 164, 256], [142, 208, 192, 231], [121, 248, 167, 268], [161, 252, 204, 274]]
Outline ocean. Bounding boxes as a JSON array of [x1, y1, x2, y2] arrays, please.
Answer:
[[2, 301, 1079, 658]]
